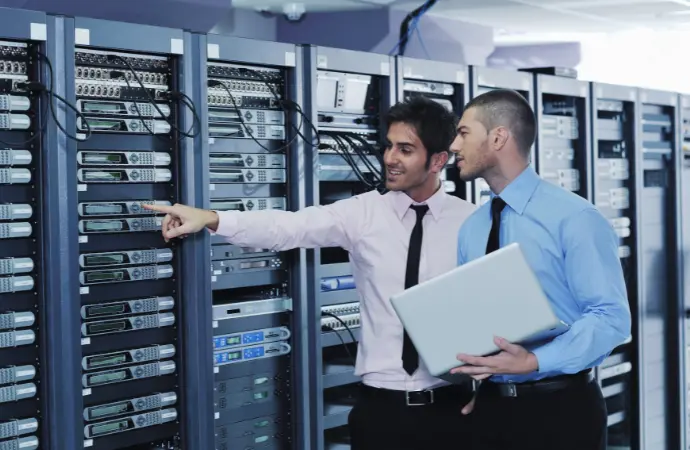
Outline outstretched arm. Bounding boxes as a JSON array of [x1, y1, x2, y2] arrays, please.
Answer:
[[143, 195, 364, 252]]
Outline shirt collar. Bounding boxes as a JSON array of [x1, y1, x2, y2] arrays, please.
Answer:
[[391, 184, 447, 221], [489, 166, 540, 215]]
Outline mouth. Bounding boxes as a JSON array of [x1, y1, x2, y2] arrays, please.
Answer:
[[387, 168, 403, 177]]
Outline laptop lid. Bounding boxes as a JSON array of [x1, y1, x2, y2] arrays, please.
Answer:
[[390, 243, 568, 383]]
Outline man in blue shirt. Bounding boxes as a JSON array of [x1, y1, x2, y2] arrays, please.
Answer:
[[449, 89, 631, 450]]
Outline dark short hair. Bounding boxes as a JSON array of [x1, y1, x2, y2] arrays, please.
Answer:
[[464, 89, 536, 156], [385, 95, 458, 164]]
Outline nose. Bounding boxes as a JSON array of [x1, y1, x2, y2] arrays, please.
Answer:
[[449, 134, 462, 155], [383, 147, 397, 166]]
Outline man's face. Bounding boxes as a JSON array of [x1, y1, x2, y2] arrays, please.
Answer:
[[451, 107, 496, 182], [383, 122, 437, 192]]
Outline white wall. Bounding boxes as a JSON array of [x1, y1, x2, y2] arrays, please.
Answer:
[[576, 29, 690, 93]]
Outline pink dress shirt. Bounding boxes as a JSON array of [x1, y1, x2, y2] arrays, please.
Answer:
[[215, 187, 476, 391]]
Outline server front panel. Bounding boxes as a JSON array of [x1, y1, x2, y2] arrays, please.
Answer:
[[206, 56, 295, 450], [74, 46, 184, 450], [0, 38, 44, 450]]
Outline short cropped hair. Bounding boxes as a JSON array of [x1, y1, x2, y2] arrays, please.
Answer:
[[464, 89, 536, 156], [385, 95, 458, 164]]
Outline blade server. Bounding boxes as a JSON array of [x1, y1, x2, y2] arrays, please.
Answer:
[[395, 56, 470, 202], [71, 23, 193, 450], [591, 83, 639, 449], [636, 89, 680, 450], [0, 37, 43, 450], [530, 73, 591, 201], [304, 45, 394, 449], [205, 36, 299, 450], [468, 66, 535, 205]]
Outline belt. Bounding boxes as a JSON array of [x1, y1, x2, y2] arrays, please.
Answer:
[[359, 383, 474, 407], [479, 370, 595, 398]]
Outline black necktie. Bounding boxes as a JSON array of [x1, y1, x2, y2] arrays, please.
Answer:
[[486, 197, 506, 254], [402, 204, 429, 375]]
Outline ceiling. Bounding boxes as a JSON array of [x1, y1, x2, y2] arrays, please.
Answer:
[[235, 0, 690, 37]]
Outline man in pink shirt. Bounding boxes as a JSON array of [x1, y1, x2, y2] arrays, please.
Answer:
[[144, 96, 477, 449]]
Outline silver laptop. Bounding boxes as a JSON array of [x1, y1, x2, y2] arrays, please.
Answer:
[[390, 243, 569, 384]]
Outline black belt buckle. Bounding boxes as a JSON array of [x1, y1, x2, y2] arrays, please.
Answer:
[[406, 389, 434, 406]]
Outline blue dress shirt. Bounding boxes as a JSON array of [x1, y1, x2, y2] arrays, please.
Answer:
[[456, 167, 632, 383]]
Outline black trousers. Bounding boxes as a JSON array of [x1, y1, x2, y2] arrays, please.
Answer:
[[471, 376, 607, 450], [347, 384, 474, 450]]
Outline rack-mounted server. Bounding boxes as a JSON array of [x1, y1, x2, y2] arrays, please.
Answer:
[[0, 14, 46, 450], [531, 73, 591, 201], [591, 83, 639, 450], [468, 66, 535, 205], [204, 35, 306, 450], [70, 18, 198, 450], [635, 88, 681, 450], [302, 45, 394, 450], [395, 56, 470, 202]]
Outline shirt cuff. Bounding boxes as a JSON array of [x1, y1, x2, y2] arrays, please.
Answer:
[[531, 343, 558, 374], [210, 210, 238, 237]]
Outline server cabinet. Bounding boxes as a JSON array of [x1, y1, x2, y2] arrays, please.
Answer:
[[0, 8, 48, 450], [301, 45, 394, 450], [394, 56, 470, 202], [468, 66, 535, 205], [591, 82, 639, 450], [533, 75, 591, 201], [636, 88, 681, 450], [677, 94, 690, 450], [66, 18, 203, 450], [204, 34, 308, 450]]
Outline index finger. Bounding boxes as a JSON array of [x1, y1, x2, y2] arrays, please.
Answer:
[[142, 203, 175, 214]]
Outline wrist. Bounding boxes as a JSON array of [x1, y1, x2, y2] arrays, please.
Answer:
[[205, 210, 220, 232], [526, 352, 539, 373]]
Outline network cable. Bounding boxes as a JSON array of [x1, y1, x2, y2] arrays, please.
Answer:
[[2, 49, 90, 145], [207, 67, 320, 153], [109, 54, 201, 140], [321, 311, 358, 367]]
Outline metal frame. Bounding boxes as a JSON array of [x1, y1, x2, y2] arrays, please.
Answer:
[[301, 44, 395, 450], [635, 87, 680, 450], [678, 93, 690, 450], [468, 66, 535, 204], [394, 55, 471, 201], [533, 74, 592, 201], [62, 16, 206, 450], [204, 33, 310, 450], [590, 81, 640, 450]]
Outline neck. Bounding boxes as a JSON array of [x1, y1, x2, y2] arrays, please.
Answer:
[[405, 177, 441, 203], [483, 159, 530, 195]]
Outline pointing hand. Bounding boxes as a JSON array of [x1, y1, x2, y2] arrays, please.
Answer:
[[142, 203, 218, 242]]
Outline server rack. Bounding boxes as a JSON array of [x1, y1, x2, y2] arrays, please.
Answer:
[[301, 45, 394, 450], [590, 82, 639, 450], [677, 93, 690, 450], [66, 18, 203, 450], [468, 66, 534, 205], [532, 75, 591, 201], [0, 8, 47, 450], [636, 88, 681, 450], [394, 56, 470, 202], [203, 34, 308, 450]]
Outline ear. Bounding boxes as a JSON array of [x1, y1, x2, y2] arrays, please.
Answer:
[[429, 151, 449, 173], [491, 126, 510, 151]]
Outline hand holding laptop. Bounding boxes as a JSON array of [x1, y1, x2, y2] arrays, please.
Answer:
[[390, 243, 568, 383], [450, 335, 539, 377]]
